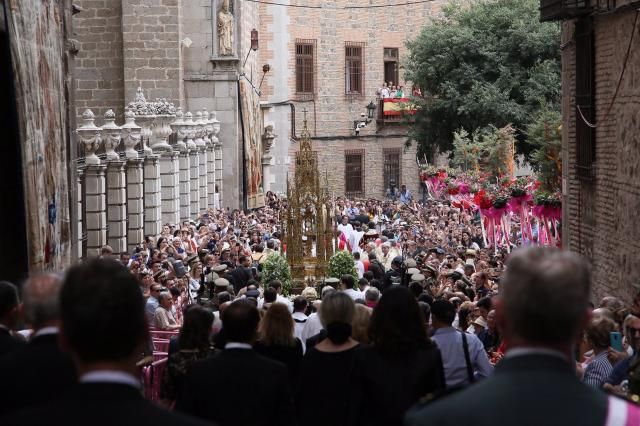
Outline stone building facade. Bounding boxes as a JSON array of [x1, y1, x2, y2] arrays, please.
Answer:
[[256, 0, 446, 199], [74, 0, 261, 209], [542, 0, 640, 301], [73, 0, 445, 206]]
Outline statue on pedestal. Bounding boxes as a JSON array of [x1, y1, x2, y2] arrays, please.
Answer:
[[218, 0, 233, 56]]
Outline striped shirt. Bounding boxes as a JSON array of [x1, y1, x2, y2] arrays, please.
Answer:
[[583, 350, 613, 388]]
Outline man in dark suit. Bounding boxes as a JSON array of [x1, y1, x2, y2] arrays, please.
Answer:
[[405, 247, 639, 426], [228, 255, 253, 294], [0, 274, 76, 417], [2, 259, 211, 426], [177, 300, 296, 426], [0, 280, 24, 356]]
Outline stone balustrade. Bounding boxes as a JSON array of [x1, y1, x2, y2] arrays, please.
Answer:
[[75, 87, 223, 258]]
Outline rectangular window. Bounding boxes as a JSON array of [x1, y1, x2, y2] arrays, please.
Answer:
[[295, 39, 315, 94], [383, 148, 401, 191], [575, 18, 595, 180], [345, 150, 364, 197], [345, 42, 365, 95], [383, 47, 399, 61], [383, 47, 399, 87]]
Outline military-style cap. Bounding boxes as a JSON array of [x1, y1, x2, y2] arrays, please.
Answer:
[[407, 268, 420, 276], [411, 273, 426, 282], [405, 258, 417, 268], [212, 264, 227, 272], [423, 264, 438, 275], [325, 277, 340, 284], [206, 272, 219, 282], [214, 278, 230, 288]]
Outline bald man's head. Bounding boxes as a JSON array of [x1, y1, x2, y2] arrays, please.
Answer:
[[23, 273, 63, 330]]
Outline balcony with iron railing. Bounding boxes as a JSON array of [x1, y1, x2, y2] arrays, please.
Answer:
[[539, 0, 592, 22]]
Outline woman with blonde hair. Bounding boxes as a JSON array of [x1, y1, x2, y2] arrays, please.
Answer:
[[351, 304, 372, 344], [255, 303, 303, 385], [296, 292, 359, 426]]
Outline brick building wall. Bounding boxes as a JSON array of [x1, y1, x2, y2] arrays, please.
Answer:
[[288, 135, 420, 200], [257, 0, 445, 196], [561, 7, 640, 302]]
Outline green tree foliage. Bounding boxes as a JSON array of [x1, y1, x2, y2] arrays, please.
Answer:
[[525, 108, 562, 191], [327, 250, 358, 280], [450, 128, 480, 172], [451, 124, 517, 178], [261, 253, 292, 295], [405, 0, 560, 159]]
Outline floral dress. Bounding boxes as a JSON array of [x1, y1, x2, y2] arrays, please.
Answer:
[[160, 348, 214, 402]]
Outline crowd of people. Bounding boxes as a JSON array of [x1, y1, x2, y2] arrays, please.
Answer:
[[377, 81, 422, 99], [1, 193, 640, 425]]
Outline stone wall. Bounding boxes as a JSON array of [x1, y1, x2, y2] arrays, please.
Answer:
[[121, 0, 183, 108], [75, 0, 183, 118], [74, 0, 125, 120], [562, 10, 640, 302]]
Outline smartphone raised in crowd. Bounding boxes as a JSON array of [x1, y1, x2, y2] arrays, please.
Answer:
[[610, 331, 623, 352]]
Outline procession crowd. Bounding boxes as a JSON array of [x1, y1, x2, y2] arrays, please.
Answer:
[[1, 191, 639, 425]]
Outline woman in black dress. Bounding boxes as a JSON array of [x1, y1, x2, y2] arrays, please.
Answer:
[[296, 292, 359, 426], [350, 286, 445, 426], [254, 303, 303, 385], [161, 305, 214, 406]]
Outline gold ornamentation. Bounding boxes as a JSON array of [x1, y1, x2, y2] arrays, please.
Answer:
[[283, 111, 334, 281]]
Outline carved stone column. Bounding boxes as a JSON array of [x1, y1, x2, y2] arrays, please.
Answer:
[[126, 158, 144, 252], [159, 150, 180, 226], [76, 166, 85, 260], [195, 111, 208, 211], [186, 112, 200, 217], [178, 150, 191, 222], [143, 154, 162, 236], [76, 109, 106, 256], [121, 109, 145, 252], [204, 109, 216, 208], [84, 164, 107, 257], [171, 110, 191, 223], [106, 159, 127, 254], [211, 111, 222, 208]]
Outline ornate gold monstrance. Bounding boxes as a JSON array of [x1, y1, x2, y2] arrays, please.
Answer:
[[283, 112, 334, 281]]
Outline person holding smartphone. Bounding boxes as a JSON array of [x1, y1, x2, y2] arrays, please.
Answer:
[[582, 316, 617, 388]]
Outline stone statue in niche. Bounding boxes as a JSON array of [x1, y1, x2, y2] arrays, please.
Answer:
[[218, 0, 233, 56]]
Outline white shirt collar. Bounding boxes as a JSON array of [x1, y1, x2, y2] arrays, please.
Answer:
[[292, 311, 308, 320], [32, 326, 60, 338], [80, 371, 141, 389], [225, 342, 252, 350]]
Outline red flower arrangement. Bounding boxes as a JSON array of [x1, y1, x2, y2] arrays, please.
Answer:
[[473, 189, 493, 210]]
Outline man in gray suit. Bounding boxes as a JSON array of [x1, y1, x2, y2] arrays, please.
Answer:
[[405, 247, 639, 426]]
